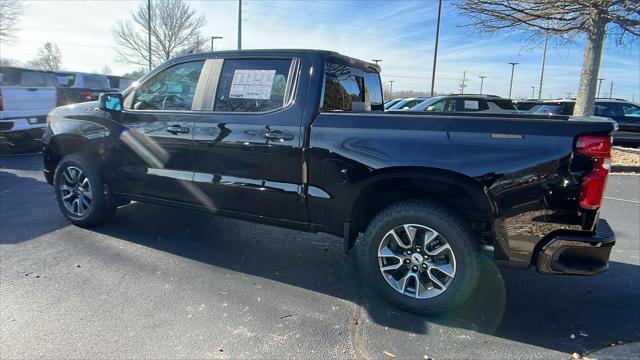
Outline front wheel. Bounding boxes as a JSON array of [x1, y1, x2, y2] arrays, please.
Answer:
[[53, 153, 115, 227], [355, 200, 480, 314]]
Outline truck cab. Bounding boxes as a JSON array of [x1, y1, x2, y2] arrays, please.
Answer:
[[42, 50, 616, 314]]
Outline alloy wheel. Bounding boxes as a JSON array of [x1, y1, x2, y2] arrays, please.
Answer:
[[59, 166, 93, 217], [378, 224, 457, 299]]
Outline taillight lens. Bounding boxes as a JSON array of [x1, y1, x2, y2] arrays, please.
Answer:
[[576, 135, 612, 210], [81, 91, 92, 101]]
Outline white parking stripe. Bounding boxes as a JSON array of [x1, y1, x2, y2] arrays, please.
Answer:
[[604, 196, 640, 204]]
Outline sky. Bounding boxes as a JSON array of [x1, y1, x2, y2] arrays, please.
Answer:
[[1, 0, 639, 100]]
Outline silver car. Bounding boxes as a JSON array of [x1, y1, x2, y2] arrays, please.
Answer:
[[410, 95, 519, 114]]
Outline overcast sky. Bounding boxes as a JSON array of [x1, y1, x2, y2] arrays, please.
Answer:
[[1, 0, 638, 100]]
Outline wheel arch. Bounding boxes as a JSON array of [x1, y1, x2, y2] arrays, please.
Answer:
[[346, 167, 497, 249], [44, 134, 101, 183]]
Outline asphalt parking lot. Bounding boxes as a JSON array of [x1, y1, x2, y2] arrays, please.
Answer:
[[1, 153, 638, 359]]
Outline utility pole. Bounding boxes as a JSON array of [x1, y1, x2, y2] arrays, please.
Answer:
[[566, 92, 572, 98], [389, 80, 395, 99], [531, 86, 535, 99], [211, 36, 223, 51], [538, 33, 548, 99], [508, 62, 519, 99], [459, 71, 468, 94], [237, 0, 242, 50], [372, 59, 382, 66], [597, 78, 605, 98], [147, 0, 152, 71], [430, 0, 443, 97], [609, 81, 614, 99], [478, 75, 486, 94]]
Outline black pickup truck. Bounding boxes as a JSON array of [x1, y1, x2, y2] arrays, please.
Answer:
[[42, 50, 616, 314]]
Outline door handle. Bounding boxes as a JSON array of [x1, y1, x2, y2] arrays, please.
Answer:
[[264, 131, 294, 141], [166, 125, 190, 135]]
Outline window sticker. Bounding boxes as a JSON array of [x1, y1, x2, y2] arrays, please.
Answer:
[[464, 100, 479, 110], [229, 69, 276, 100]]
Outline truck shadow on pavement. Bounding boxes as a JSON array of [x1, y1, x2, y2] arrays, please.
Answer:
[[94, 202, 639, 355], [1, 154, 638, 355]]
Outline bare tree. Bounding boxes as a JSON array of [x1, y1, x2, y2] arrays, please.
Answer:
[[456, 0, 639, 116], [0, 0, 24, 41], [27, 42, 62, 70], [122, 68, 148, 79], [113, 0, 206, 68]]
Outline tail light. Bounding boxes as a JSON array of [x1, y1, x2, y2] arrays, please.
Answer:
[[575, 135, 612, 210], [0, 89, 3, 111], [81, 91, 92, 101]]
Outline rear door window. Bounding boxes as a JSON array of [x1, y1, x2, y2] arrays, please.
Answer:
[[594, 103, 624, 117], [323, 60, 382, 112], [56, 73, 76, 87], [214, 58, 294, 112], [621, 103, 640, 120], [83, 74, 110, 89]]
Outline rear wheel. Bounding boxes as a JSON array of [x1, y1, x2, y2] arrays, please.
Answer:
[[53, 154, 115, 227], [356, 200, 480, 314]]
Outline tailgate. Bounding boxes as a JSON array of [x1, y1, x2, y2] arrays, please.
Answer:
[[1, 86, 57, 111]]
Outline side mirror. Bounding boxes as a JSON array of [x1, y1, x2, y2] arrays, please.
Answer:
[[99, 93, 123, 112]]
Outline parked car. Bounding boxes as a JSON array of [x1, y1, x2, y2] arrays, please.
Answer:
[[54, 71, 114, 106], [107, 75, 136, 91], [386, 97, 428, 110], [43, 50, 616, 314], [411, 94, 519, 114], [0, 66, 58, 152], [384, 98, 403, 109], [515, 99, 640, 146]]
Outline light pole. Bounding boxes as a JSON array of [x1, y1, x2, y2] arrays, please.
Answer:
[[389, 80, 395, 99], [531, 86, 535, 99], [372, 59, 382, 66], [609, 81, 614, 99], [459, 71, 468, 94], [478, 75, 486, 94], [597, 78, 605, 98], [430, 0, 443, 97], [211, 36, 223, 51], [237, 0, 242, 50], [508, 62, 519, 99], [538, 33, 548, 99]]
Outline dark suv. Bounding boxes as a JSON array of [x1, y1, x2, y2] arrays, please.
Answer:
[[516, 99, 640, 146]]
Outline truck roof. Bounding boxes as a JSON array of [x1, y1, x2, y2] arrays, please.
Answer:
[[167, 49, 381, 72]]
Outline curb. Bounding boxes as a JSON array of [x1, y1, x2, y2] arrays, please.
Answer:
[[582, 341, 640, 360], [611, 165, 640, 173]]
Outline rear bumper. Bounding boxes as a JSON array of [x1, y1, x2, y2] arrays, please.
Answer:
[[537, 219, 615, 275]]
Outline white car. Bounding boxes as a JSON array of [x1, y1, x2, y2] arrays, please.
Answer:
[[410, 95, 519, 114], [0, 67, 58, 152]]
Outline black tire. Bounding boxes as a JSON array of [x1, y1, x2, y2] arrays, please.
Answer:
[[53, 153, 115, 227], [355, 200, 480, 315]]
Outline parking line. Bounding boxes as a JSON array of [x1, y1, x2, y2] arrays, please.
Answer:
[[605, 196, 640, 204]]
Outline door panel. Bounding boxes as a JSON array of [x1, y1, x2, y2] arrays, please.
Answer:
[[191, 57, 308, 221], [110, 60, 207, 203], [112, 113, 196, 203]]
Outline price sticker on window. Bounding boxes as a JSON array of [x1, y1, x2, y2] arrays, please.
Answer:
[[229, 69, 276, 100], [464, 100, 479, 110]]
